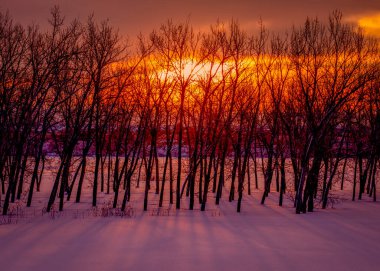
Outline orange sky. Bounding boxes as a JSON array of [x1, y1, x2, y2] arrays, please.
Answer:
[[1, 0, 380, 38]]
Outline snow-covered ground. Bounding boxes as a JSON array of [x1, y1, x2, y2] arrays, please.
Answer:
[[0, 158, 379, 271], [1, 194, 380, 270]]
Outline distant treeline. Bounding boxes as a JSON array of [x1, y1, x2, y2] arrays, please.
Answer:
[[0, 8, 379, 215]]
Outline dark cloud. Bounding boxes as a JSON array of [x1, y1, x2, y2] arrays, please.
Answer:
[[1, 0, 379, 38]]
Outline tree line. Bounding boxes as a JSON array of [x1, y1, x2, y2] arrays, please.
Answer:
[[0, 8, 379, 215]]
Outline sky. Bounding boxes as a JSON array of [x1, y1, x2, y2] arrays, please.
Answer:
[[1, 0, 380, 38]]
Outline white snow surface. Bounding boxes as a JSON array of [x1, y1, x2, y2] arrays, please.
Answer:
[[0, 157, 379, 271], [1, 195, 379, 271]]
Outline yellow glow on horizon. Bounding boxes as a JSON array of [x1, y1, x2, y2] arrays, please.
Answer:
[[358, 14, 380, 37]]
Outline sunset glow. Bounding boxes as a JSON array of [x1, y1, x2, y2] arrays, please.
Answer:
[[358, 13, 380, 37]]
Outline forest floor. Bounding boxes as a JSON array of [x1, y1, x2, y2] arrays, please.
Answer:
[[1, 189, 379, 270], [0, 158, 379, 271]]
